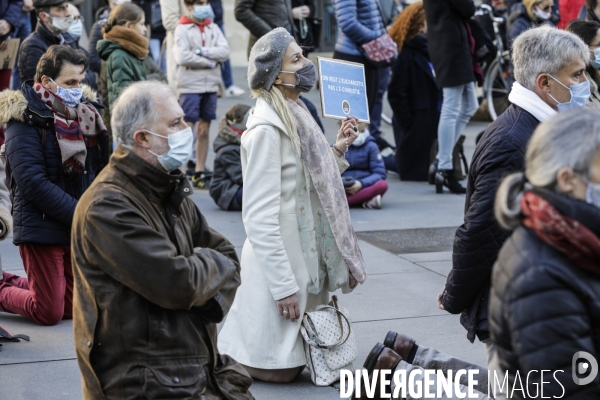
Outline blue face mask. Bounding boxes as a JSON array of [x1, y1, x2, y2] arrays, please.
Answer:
[[547, 74, 591, 111], [193, 5, 215, 20], [49, 78, 83, 107], [67, 19, 83, 41], [592, 48, 600, 69], [147, 127, 194, 172]]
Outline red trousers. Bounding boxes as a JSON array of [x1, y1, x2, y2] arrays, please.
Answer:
[[346, 179, 389, 206], [0, 244, 73, 326]]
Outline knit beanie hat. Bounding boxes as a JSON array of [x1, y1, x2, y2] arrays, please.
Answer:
[[247, 28, 294, 91]]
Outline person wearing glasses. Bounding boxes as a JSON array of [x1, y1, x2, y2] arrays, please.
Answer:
[[567, 19, 600, 111], [507, 0, 556, 45]]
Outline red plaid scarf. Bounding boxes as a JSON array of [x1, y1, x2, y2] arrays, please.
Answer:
[[521, 191, 600, 275], [34, 83, 107, 172]]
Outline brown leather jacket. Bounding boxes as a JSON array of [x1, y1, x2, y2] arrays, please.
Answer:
[[71, 146, 253, 400]]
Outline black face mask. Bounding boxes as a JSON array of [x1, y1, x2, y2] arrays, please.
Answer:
[[279, 61, 317, 93]]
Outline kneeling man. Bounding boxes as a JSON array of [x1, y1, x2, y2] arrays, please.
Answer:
[[71, 81, 254, 399]]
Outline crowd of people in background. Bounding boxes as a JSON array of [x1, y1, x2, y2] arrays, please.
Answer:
[[0, 0, 599, 398]]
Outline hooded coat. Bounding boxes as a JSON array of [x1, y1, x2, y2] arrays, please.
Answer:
[[489, 189, 600, 399], [71, 145, 254, 400], [0, 81, 108, 246], [507, 3, 554, 45], [342, 135, 387, 188], [209, 117, 243, 211], [97, 34, 147, 112]]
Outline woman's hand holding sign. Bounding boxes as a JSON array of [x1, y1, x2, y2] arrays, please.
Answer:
[[333, 116, 359, 158]]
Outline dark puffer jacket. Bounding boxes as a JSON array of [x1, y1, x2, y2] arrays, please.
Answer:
[[235, 0, 295, 40], [490, 189, 600, 399], [422, 0, 475, 88], [0, 81, 109, 246], [332, 0, 386, 56], [97, 38, 146, 112], [209, 118, 243, 211], [18, 22, 97, 90], [0, 0, 23, 41], [441, 104, 539, 342], [342, 135, 387, 188]]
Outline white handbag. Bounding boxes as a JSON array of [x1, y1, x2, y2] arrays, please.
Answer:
[[300, 295, 358, 386]]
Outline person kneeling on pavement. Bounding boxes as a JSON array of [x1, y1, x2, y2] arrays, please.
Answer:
[[70, 81, 253, 399], [342, 122, 389, 209], [358, 332, 491, 399], [209, 104, 250, 211], [0, 45, 109, 326]]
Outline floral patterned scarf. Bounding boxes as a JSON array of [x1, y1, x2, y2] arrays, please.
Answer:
[[287, 98, 366, 294]]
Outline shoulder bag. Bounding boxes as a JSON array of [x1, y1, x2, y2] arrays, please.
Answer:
[[300, 295, 358, 386]]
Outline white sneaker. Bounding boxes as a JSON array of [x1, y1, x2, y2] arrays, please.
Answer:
[[224, 85, 246, 97], [363, 195, 382, 209]]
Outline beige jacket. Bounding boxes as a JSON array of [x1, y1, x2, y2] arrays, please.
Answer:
[[174, 21, 230, 94], [160, 0, 187, 90]]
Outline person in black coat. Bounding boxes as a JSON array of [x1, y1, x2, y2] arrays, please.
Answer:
[[19, 0, 96, 89], [388, 2, 440, 181], [0, 46, 109, 325], [507, 0, 555, 45], [489, 110, 600, 399], [422, 0, 478, 194], [438, 26, 589, 355], [209, 104, 250, 212]]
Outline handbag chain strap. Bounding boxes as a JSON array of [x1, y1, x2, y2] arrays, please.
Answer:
[[301, 299, 352, 349]]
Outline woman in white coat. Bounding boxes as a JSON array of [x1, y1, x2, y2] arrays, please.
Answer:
[[218, 28, 367, 383]]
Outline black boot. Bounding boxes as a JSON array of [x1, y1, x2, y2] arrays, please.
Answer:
[[428, 160, 438, 185], [435, 169, 466, 194]]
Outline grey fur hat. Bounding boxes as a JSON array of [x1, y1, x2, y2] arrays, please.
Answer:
[[248, 28, 295, 91]]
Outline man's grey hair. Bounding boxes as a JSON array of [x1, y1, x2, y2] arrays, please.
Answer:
[[512, 25, 589, 90], [111, 81, 177, 146]]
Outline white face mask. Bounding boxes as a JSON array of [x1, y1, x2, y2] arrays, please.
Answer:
[[112, 0, 131, 6], [146, 127, 194, 172], [532, 6, 552, 20], [43, 13, 74, 33], [67, 19, 83, 40], [352, 128, 370, 147]]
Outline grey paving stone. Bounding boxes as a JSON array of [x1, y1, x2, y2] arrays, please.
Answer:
[[400, 251, 453, 263], [415, 261, 453, 278]]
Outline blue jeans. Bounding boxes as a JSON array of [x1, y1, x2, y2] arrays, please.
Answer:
[[436, 82, 478, 170], [11, 12, 32, 90], [217, 23, 233, 88], [149, 38, 167, 73], [369, 66, 391, 140]]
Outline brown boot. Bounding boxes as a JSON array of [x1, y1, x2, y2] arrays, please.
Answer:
[[354, 343, 402, 399], [383, 331, 416, 362]]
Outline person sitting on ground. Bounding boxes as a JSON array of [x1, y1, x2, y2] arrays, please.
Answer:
[[175, 0, 230, 189], [71, 80, 253, 400], [490, 110, 600, 398], [342, 122, 389, 209], [567, 19, 600, 111], [438, 25, 589, 365], [19, 0, 96, 89], [209, 104, 250, 211], [0, 45, 109, 326], [358, 331, 491, 398], [97, 3, 148, 115], [507, 0, 556, 45], [388, 1, 441, 182]]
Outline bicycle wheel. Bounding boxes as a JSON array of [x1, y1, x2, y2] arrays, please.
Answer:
[[484, 58, 512, 121]]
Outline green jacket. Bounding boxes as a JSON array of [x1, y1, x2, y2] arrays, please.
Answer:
[[97, 39, 146, 112]]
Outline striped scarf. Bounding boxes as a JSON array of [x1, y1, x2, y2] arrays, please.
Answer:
[[34, 83, 107, 173]]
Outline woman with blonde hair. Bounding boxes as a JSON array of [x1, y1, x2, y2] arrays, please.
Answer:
[[388, 2, 441, 181], [507, 0, 556, 44], [218, 27, 367, 383]]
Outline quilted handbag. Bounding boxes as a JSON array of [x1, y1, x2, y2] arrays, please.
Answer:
[[300, 295, 358, 386]]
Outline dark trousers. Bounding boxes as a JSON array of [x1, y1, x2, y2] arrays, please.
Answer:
[[0, 244, 73, 326], [332, 51, 380, 117]]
